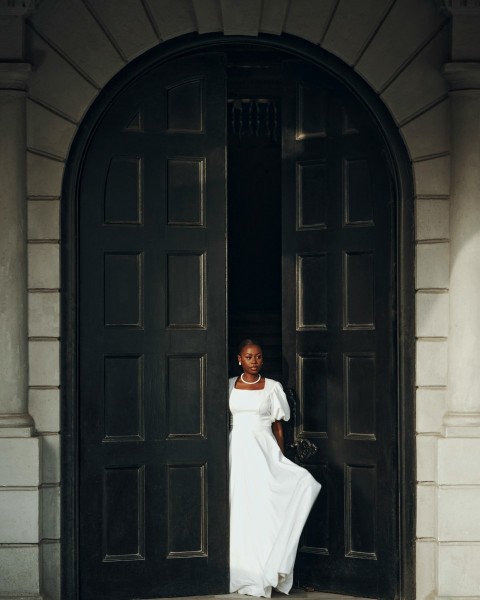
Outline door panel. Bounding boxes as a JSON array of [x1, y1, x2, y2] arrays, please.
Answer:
[[282, 62, 397, 599], [78, 54, 228, 600]]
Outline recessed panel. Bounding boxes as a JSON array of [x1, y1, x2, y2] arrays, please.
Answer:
[[167, 79, 203, 132], [297, 83, 326, 139], [123, 111, 143, 132], [167, 253, 205, 328], [104, 156, 142, 224], [297, 254, 327, 329], [167, 355, 205, 438], [102, 466, 145, 561], [345, 464, 377, 559], [343, 158, 374, 226], [104, 356, 144, 441], [167, 158, 205, 226], [167, 464, 207, 557], [104, 253, 143, 327], [345, 354, 376, 440], [341, 105, 360, 135], [344, 251, 374, 329], [297, 161, 327, 229], [299, 463, 329, 555], [298, 354, 327, 436]]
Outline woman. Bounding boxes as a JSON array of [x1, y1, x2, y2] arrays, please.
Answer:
[[229, 339, 321, 597]]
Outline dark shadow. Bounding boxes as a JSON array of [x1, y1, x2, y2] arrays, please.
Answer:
[[227, 54, 283, 381]]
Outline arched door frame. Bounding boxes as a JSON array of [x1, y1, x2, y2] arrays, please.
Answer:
[[61, 32, 415, 600]]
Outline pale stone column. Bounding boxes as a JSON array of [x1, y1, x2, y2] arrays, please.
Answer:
[[0, 63, 34, 437], [443, 62, 480, 436]]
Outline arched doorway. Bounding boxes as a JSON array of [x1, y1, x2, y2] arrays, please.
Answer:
[[62, 35, 414, 600]]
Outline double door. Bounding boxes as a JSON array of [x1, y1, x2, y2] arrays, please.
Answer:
[[78, 50, 397, 599]]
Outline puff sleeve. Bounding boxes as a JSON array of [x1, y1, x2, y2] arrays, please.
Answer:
[[269, 381, 290, 423]]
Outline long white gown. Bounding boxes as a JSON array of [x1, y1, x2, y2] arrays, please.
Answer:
[[229, 377, 321, 598]]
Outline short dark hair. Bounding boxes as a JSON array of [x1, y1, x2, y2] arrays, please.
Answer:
[[237, 338, 263, 355]]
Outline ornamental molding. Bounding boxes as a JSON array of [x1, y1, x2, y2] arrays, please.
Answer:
[[439, 0, 480, 14], [0, 63, 32, 90], [0, 0, 37, 17], [443, 62, 480, 90]]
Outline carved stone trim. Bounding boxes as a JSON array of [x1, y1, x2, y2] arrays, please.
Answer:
[[443, 411, 480, 437], [443, 62, 480, 90], [440, 0, 480, 14], [0, 0, 37, 17], [0, 62, 32, 90], [0, 413, 34, 437]]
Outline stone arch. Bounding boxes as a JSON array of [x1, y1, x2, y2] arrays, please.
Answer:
[[24, 2, 450, 599], [61, 30, 416, 600], [25, 0, 450, 201]]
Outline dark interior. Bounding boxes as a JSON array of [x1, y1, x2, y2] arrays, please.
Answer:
[[227, 53, 284, 380]]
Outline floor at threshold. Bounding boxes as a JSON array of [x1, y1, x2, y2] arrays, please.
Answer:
[[145, 590, 376, 600]]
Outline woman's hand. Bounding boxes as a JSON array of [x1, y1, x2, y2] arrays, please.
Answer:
[[272, 420, 285, 454]]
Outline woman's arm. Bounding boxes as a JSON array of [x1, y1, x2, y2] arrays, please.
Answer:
[[272, 420, 285, 454]]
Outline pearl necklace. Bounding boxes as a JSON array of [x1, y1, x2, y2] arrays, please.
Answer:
[[241, 373, 261, 385]]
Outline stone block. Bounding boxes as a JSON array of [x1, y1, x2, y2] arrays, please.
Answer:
[[29, 388, 60, 433], [85, 0, 158, 59], [29, 340, 60, 387], [322, 0, 392, 65], [147, 0, 197, 40], [0, 437, 40, 486], [27, 101, 76, 160], [401, 99, 450, 161], [28, 243, 60, 289], [416, 242, 449, 290], [0, 489, 39, 543], [356, 0, 446, 92], [284, 0, 336, 44], [416, 388, 447, 434], [41, 540, 60, 600], [452, 14, 480, 62], [220, 0, 261, 36], [438, 438, 480, 485], [26, 29, 97, 122], [416, 198, 449, 241], [438, 543, 480, 596], [0, 545, 40, 595], [27, 200, 60, 241], [416, 291, 449, 338], [29, 0, 124, 87], [192, 0, 223, 34], [0, 15, 24, 60], [413, 155, 450, 197], [27, 152, 64, 198], [416, 483, 436, 538], [417, 434, 437, 483], [416, 539, 436, 600], [28, 291, 60, 338], [438, 486, 480, 541], [42, 484, 60, 539], [416, 340, 448, 387], [259, 0, 288, 35], [381, 25, 450, 124], [41, 433, 61, 485]]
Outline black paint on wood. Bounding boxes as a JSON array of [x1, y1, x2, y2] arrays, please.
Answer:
[[62, 34, 415, 600]]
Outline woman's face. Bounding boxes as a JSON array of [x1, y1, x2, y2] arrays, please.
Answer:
[[238, 344, 264, 375]]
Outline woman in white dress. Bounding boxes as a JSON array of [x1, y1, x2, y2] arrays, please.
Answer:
[[229, 339, 321, 598]]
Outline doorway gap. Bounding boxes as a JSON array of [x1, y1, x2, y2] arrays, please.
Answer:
[[227, 62, 283, 381]]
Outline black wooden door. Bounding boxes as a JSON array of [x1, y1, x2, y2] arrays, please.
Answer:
[[282, 62, 398, 599], [78, 54, 228, 600]]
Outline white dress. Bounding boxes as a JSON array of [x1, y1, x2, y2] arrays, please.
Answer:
[[229, 377, 321, 598]]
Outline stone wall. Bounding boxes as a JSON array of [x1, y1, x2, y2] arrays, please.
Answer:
[[2, 0, 474, 598]]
